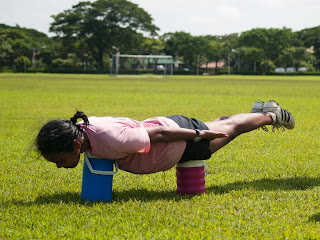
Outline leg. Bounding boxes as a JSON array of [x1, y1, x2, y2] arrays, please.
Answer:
[[204, 112, 273, 153]]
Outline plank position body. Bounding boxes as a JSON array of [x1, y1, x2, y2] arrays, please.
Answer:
[[36, 100, 294, 174]]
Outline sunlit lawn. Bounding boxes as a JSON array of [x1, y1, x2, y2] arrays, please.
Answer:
[[0, 73, 320, 239]]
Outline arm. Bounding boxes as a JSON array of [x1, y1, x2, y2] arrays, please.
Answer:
[[146, 126, 228, 144]]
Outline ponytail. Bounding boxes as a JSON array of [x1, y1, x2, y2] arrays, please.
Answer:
[[36, 110, 89, 155], [70, 110, 89, 127]]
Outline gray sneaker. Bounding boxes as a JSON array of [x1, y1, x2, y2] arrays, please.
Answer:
[[251, 101, 268, 132], [263, 100, 295, 131], [251, 101, 264, 113]]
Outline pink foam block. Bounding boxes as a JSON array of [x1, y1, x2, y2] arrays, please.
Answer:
[[176, 166, 206, 195]]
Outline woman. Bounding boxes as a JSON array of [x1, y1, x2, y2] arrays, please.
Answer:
[[36, 100, 294, 174]]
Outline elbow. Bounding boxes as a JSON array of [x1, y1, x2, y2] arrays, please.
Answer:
[[158, 126, 168, 136], [159, 126, 171, 139], [149, 126, 169, 143]]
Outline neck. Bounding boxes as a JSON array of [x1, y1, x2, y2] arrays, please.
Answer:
[[80, 133, 91, 153]]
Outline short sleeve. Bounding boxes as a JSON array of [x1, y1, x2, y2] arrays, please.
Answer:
[[110, 127, 150, 154], [82, 116, 151, 159]]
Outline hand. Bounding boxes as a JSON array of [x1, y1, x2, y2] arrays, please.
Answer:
[[200, 130, 228, 141]]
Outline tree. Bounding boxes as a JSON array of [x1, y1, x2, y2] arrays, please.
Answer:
[[163, 31, 193, 69], [163, 32, 212, 71], [241, 47, 264, 72], [15, 56, 31, 72], [0, 34, 13, 68], [50, 0, 159, 71], [0, 29, 31, 68], [296, 26, 320, 70], [204, 33, 239, 46], [238, 28, 293, 72], [202, 40, 224, 73], [276, 46, 316, 70], [0, 24, 52, 69], [139, 37, 165, 55]]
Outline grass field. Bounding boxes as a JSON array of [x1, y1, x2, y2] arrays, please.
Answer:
[[0, 73, 320, 239]]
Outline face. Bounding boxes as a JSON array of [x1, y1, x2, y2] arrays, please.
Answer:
[[44, 151, 80, 168], [43, 140, 82, 168]]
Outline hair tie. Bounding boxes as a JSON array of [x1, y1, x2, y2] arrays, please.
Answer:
[[70, 117, 77, 125]]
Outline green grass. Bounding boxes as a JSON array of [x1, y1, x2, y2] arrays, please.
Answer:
[[0, 73, 320, 239]]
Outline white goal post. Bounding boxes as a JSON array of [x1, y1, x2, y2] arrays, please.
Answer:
[[110, 54, 173, 76]]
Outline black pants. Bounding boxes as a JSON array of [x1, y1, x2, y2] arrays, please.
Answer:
[[166, 115, 212, 163]]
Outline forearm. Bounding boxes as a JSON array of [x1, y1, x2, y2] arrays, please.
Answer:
[[146, 126, 198, 143], [146, 126, 228, 143]]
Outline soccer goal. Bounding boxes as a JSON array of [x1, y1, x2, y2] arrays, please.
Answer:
[[110, 54, 173, 76]]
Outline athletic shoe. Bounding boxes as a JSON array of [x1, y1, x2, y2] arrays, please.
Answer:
[[251, 101, 268, 132], [263, 100, 295, 131], [251, 101, 264, 113]]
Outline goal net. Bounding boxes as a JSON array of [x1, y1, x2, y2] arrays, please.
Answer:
[[110, 54, 173, 76]]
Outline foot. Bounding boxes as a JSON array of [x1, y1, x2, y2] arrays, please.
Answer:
[[251, 101, 268, 132], [263, 100, 295, 131], [251, 101, 264, 113]]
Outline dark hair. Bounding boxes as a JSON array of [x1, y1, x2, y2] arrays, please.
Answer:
[[36, 111, 89, 155]]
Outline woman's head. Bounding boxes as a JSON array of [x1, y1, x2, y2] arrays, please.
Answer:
[[36, 111, 89, 168]]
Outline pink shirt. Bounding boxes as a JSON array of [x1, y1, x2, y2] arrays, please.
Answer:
[[81, 116, 186, 174]]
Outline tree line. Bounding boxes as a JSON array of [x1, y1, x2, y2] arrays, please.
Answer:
[[1, 0, 319, 74]]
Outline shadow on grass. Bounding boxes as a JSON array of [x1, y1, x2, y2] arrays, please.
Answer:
[[207, 176, 320, 194], [309, 213, 320, 222], [4, 189, 187, 207], [112, 188, 186, 202], [5, 176, 320, 206], [7, 192, 86, 206]]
